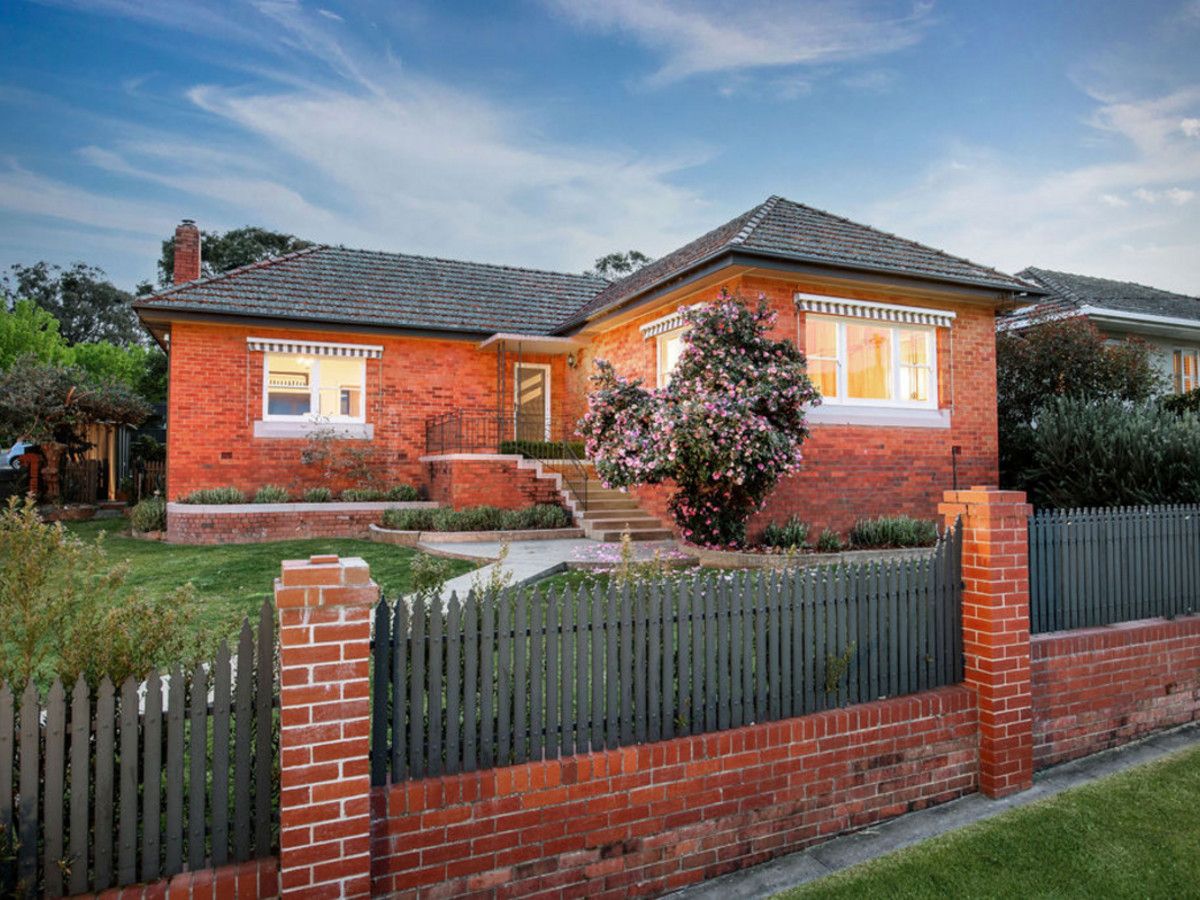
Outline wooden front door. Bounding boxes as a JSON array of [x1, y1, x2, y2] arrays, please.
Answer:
[[514, 363, 550, 441]]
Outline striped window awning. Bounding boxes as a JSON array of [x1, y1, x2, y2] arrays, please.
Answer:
[[794, 293, 956, 329], [246, 337, 383, 358], [640, 305, 704, 340]]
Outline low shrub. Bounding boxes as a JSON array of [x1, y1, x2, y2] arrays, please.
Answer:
[[180, 486, 245, 505], [382, 504, 571, 532], [253, 484, 290, 504], [303, 487, 332, 502], [1161, 388, 1200, 417], [849, 515, 939, 549], [129, 496, 166, 532], [815, 528, 845, 553], [340, 484, 419, 502], [386, 484, 420, 501], [761, 516, 810, 549], [382, 507, 435, 530], [499, 439, 587, 459]]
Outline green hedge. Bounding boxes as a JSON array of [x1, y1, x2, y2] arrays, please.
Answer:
[[760, 516, 810, 549], [849, 515, 939, 549], [178, 483, 419, 504], [179, 486, 245, 504], [498, 439, 586, 459], [382, 503, 571, 532]]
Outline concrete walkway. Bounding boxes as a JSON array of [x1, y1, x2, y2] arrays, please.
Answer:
[[671, 722, 1200, 899], [422, 538, 686, 600]]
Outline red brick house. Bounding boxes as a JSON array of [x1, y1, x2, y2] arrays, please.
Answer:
[[134, 196, 1039, 540]]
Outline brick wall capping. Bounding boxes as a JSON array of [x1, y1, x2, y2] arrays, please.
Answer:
[[368, 522, 585, 547], [681, 541, 938, 570], [167, 500, 438, 514]]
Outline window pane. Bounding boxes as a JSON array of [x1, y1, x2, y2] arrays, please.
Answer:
[[805, 317, 838, 358], [266, 354, 312, 416], [900, 366, 931, 402], [317, 356, 364, 418], [809, 359, 838, 398], [845, 323, 892, 400], [899, 329, 929, 366], [659, 331, 685, 383]]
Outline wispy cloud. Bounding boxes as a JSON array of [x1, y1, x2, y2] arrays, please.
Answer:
[[866, 86, 1200, 293], [544, 0, 932, 87]]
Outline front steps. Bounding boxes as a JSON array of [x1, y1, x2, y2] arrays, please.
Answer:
[[540, 462, 674, 542]]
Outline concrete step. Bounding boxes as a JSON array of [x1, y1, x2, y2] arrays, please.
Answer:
[[563, 489, 632, 503], [580, 511, 664, 527], [586, 525, 676, 542]]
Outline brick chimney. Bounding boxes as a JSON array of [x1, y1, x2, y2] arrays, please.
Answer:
[[173, 219, 201, 284]]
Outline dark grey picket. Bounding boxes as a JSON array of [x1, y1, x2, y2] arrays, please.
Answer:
[[211, 641, 232, 866], [142, 669, 163, 883], [117, 678, 137, 886], [463, 596, 479, 772], [187, 663, 207, 873], [648, 582, 662, 743], [69, 677, 90, 896], [427, 596, 445, 776], [18, 682, 38, 894], [44, 680, 65, 898], [93, 680, 115, 890], [526, 592, 542, 760], [371, 600, 391, 787], [165, 667, 185, 877], [0, 685, 11, 882], [446, 596, 463, 774], [409, 597, 428, 777], [545, 590, 560, 759], [619, 583, 633, 746], [232, 623, 253, 863], [634, 583, 648, 744]]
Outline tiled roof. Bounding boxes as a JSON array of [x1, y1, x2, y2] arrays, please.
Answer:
[[134, 246, 609, 336], [565, 195, 1036, 326], [1013, 267, 1200, 324]]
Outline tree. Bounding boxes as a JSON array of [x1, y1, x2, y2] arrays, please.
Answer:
[[0, 299, 73, 369], [996, 316, 1162, 496], [0, 356, 150, 502], [3, 261, 142, 345], [157, 225, 312, 285], [579, 291, 819, 547], [589, 250, 652, 280]]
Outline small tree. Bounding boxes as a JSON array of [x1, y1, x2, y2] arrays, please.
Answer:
[[589, 250, 652, 280], [0, 356, 150, 502], [579, 291, 819, 547], [156, 225, 312, 286], [997, 316, 1162, 495]]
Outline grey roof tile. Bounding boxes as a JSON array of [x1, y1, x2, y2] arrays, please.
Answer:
[[1015, 267, 1200, 323], [134, 246, 609, 335]]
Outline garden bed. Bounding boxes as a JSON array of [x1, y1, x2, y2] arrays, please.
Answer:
[[368, 523, 584, 546], [166, 501, 438, 545], [681, 542, 938, 569]]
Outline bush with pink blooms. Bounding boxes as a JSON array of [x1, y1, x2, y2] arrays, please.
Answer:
[[579, 291, 819, 547]]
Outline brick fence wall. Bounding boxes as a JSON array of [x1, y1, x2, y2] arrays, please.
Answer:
[[1031, 616, 1200, 769], [165, 502, 437, 545], [421, 456, 563, 510], [369, 687, 977, 898]]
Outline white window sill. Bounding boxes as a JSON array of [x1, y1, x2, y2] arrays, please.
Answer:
[[805, 405, 950, 429], [253, 420, 374, 440]]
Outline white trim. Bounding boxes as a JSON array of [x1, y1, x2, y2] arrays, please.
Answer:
[[794, 293, 956, 329], [246, 336, 383, 358], [656, 326, 687, 388], [478, 333, 582, 351], [805, 405, 951, 429], [168, 500, 433, 514], [802, 314, 939, 410], [514, 362, 551, 440], [1078, 305, 1200, 333], [261, 352, 367, 424], [253, 421, 373, 439], [640, 304, 703, 339]]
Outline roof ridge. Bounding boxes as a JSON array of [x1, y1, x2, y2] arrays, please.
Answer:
[[1020, 266, 1200, 302], [729, 195, 780, 245], [774, 196, 1033, 288], [324, 245, 609, 284]]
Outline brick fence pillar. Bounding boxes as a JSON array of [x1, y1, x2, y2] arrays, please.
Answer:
[[940, 487, 1034, 798], [276, 554, 378, 897]]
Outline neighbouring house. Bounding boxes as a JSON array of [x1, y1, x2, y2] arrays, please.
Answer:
[[133, 196, 1040, 540], [1009, 267, 1200, 395]]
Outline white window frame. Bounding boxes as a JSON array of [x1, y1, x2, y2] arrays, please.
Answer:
[[656, 327, 687, 388], [513, 362, 552, 440], [1175, 349, 1199, 394], [262, 353, 367, 424], [803, 314, 939, 410]]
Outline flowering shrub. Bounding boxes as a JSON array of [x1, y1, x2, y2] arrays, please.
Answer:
[[579, 291, 819, 547]]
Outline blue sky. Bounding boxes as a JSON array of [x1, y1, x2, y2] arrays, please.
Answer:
[[1, 0, 1198, 294]]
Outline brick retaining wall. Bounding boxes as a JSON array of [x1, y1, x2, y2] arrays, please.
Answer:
[[421, 455, 563, 510], [369, 687, 977, 898], [166, 502, 436, 545], [1031, 615, 1200, 769], [69, 856, 278, 899]]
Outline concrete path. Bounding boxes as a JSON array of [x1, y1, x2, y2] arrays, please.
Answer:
[[671, 722, 1200, 899], [421, 538, 685, 600]]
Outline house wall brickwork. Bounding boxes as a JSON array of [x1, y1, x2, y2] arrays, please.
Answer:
[[1031, 616, 1200, 769], [423, 457, 563, 510], [369, 687, 977, 898], [581, 273, 1000, 538], [165, 321, 565, 502]]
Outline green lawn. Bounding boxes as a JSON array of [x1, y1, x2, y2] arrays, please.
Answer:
[[66, 518, 476, 643], [780, 743, 1200, 899]]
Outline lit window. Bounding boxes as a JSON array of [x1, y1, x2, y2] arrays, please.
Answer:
[[264, 353, 365, 421], [1176, 349, 1199, 394], [803, 315, 938, 407], [657, 328, 686, 387]]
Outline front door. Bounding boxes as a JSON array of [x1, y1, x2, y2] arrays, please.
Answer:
[[514, 363, 550, 441]]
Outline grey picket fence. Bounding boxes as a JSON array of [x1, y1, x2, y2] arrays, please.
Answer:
[[0, 604, 276, 898], [1029, 505, 1200, 634], [370, 524, 963, 785]]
